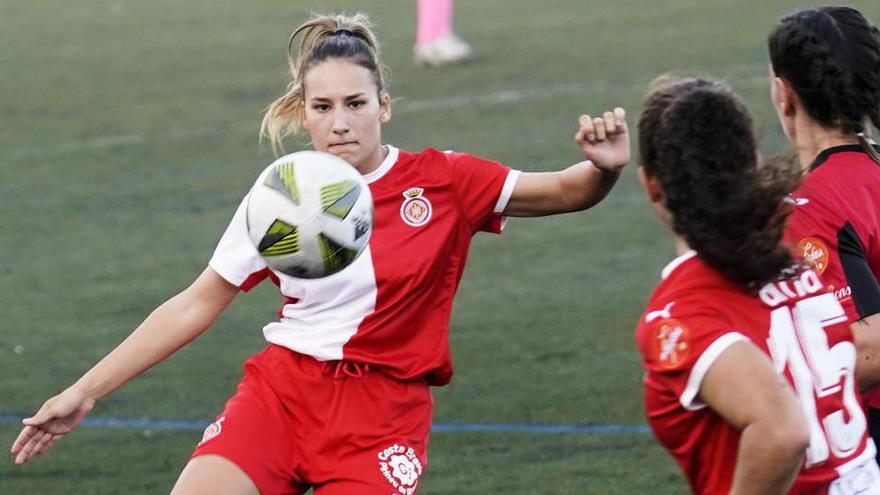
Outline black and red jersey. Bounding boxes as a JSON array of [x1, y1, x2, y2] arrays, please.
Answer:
[[785, 144, 880, 407]]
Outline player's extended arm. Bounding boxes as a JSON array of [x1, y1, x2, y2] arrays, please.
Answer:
[[10, 267, 239, 466], [853, 313, 880, 391], [699, 341, 810, 495], [503, 108, 630, 217]]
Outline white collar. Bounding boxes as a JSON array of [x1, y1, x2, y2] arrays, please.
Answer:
[[661, 250, 697, 280], [362, 145, 399, 184]]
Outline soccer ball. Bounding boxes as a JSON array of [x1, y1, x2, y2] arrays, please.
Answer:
[[245, 151, 373, 279]]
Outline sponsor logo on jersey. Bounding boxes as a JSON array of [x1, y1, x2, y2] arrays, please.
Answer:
[[798, 237, 830, 275], [758, 269, 824, 307], [198, 416, 225, 445], [400, 187, 432, 227], [652, 319, 689, 370], [377, 443, 423, 495], [831, 284, 852, 303]]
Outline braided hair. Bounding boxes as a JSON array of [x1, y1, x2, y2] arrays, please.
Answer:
[[639, 78, 800, 288], [769, 7, 880, 136]]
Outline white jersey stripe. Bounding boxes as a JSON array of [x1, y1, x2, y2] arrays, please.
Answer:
[[263, 245, 378, 361]]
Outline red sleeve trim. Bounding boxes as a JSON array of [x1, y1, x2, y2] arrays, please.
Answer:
[[240, 268, 270, 292]]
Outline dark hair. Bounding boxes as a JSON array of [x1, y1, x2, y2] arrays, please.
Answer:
[[261, 13, 388, 153], [639, 78, 800, 288], [768, 7, 880, 134]]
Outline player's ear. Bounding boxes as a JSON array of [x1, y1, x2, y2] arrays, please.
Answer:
[[772, 76, 796, 117], [379, 91, 391, 124], [637, 166, 664, 204]]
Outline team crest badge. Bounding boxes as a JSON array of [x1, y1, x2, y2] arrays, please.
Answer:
[[377, 443, 423, 495], [652, 319, 690, 370], [198, 416, 225, 445], [798, 237, 829, 275], [400, 187, 432, 227]]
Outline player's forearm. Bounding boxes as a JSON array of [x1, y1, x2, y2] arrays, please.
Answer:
[[503, 161, 621, 217], [729, 420, 805, 495], [558, 160, 621, 212], [70, 289, 220, 401]]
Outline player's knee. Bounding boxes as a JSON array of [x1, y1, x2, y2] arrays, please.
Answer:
[[170, 454, 260, 495]]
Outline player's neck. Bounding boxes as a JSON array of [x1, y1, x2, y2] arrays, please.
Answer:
[[795, 119, 859, 172], [357, 145, 388, 175], [674, 236, 691, 256]]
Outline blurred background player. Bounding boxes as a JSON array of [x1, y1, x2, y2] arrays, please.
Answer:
[[413, 0, 472, 66], [768, 6, 880, 462], [633, 77, 878, 494], [10, 12, 630, 495]]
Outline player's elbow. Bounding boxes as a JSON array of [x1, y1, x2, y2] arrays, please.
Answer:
[[161, 287, 226, 337], [742, 389, 810, 461], [777, 420, 810, 456], [754, 413, 810, 460]]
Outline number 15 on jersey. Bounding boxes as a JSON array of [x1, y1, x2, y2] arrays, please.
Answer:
[[767, 292, 866, 467]]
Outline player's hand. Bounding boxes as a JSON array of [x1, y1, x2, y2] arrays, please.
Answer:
[[10, 388, 95, 465], [574, 107, 630, 172]]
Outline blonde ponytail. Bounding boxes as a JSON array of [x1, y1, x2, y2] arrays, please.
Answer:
[[260, 13, 388, 154]]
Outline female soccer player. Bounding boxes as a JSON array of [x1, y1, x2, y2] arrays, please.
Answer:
[[10, 13, 630, 495], [768, 6, 880, 456], [635, 77, 878, 494]]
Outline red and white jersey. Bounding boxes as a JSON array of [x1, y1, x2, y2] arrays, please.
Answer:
[[210, 146, 519, 386], [785, 144, 880, 408], [637, 251, 878, 495]]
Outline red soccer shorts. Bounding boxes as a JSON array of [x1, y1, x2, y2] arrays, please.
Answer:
[[191, 345, 433, 495]]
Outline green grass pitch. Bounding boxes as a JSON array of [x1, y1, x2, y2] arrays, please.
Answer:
[[2, 0, 877, 493]]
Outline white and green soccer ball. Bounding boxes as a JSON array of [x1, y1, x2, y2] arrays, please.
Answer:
[[246, 151, 373, 279]]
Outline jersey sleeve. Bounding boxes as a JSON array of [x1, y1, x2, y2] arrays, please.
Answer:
[[838, 221, 880, 319], [445, 151, 520, 234], [208, 194, 269, 292], [637, 306, 748, 411], [787, 207, 880, 321]]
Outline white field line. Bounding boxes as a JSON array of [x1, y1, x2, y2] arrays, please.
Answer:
[[8, 65, 769, 160], [8, 82, 592, 160]]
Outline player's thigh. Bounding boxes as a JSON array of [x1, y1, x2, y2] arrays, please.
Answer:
[[188, 354, 306, 495], [171, 454, 260, 495], [314, 479, 402, 495]]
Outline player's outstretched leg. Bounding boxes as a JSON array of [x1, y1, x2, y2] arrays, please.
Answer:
[[170, 455, 260, 495]]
